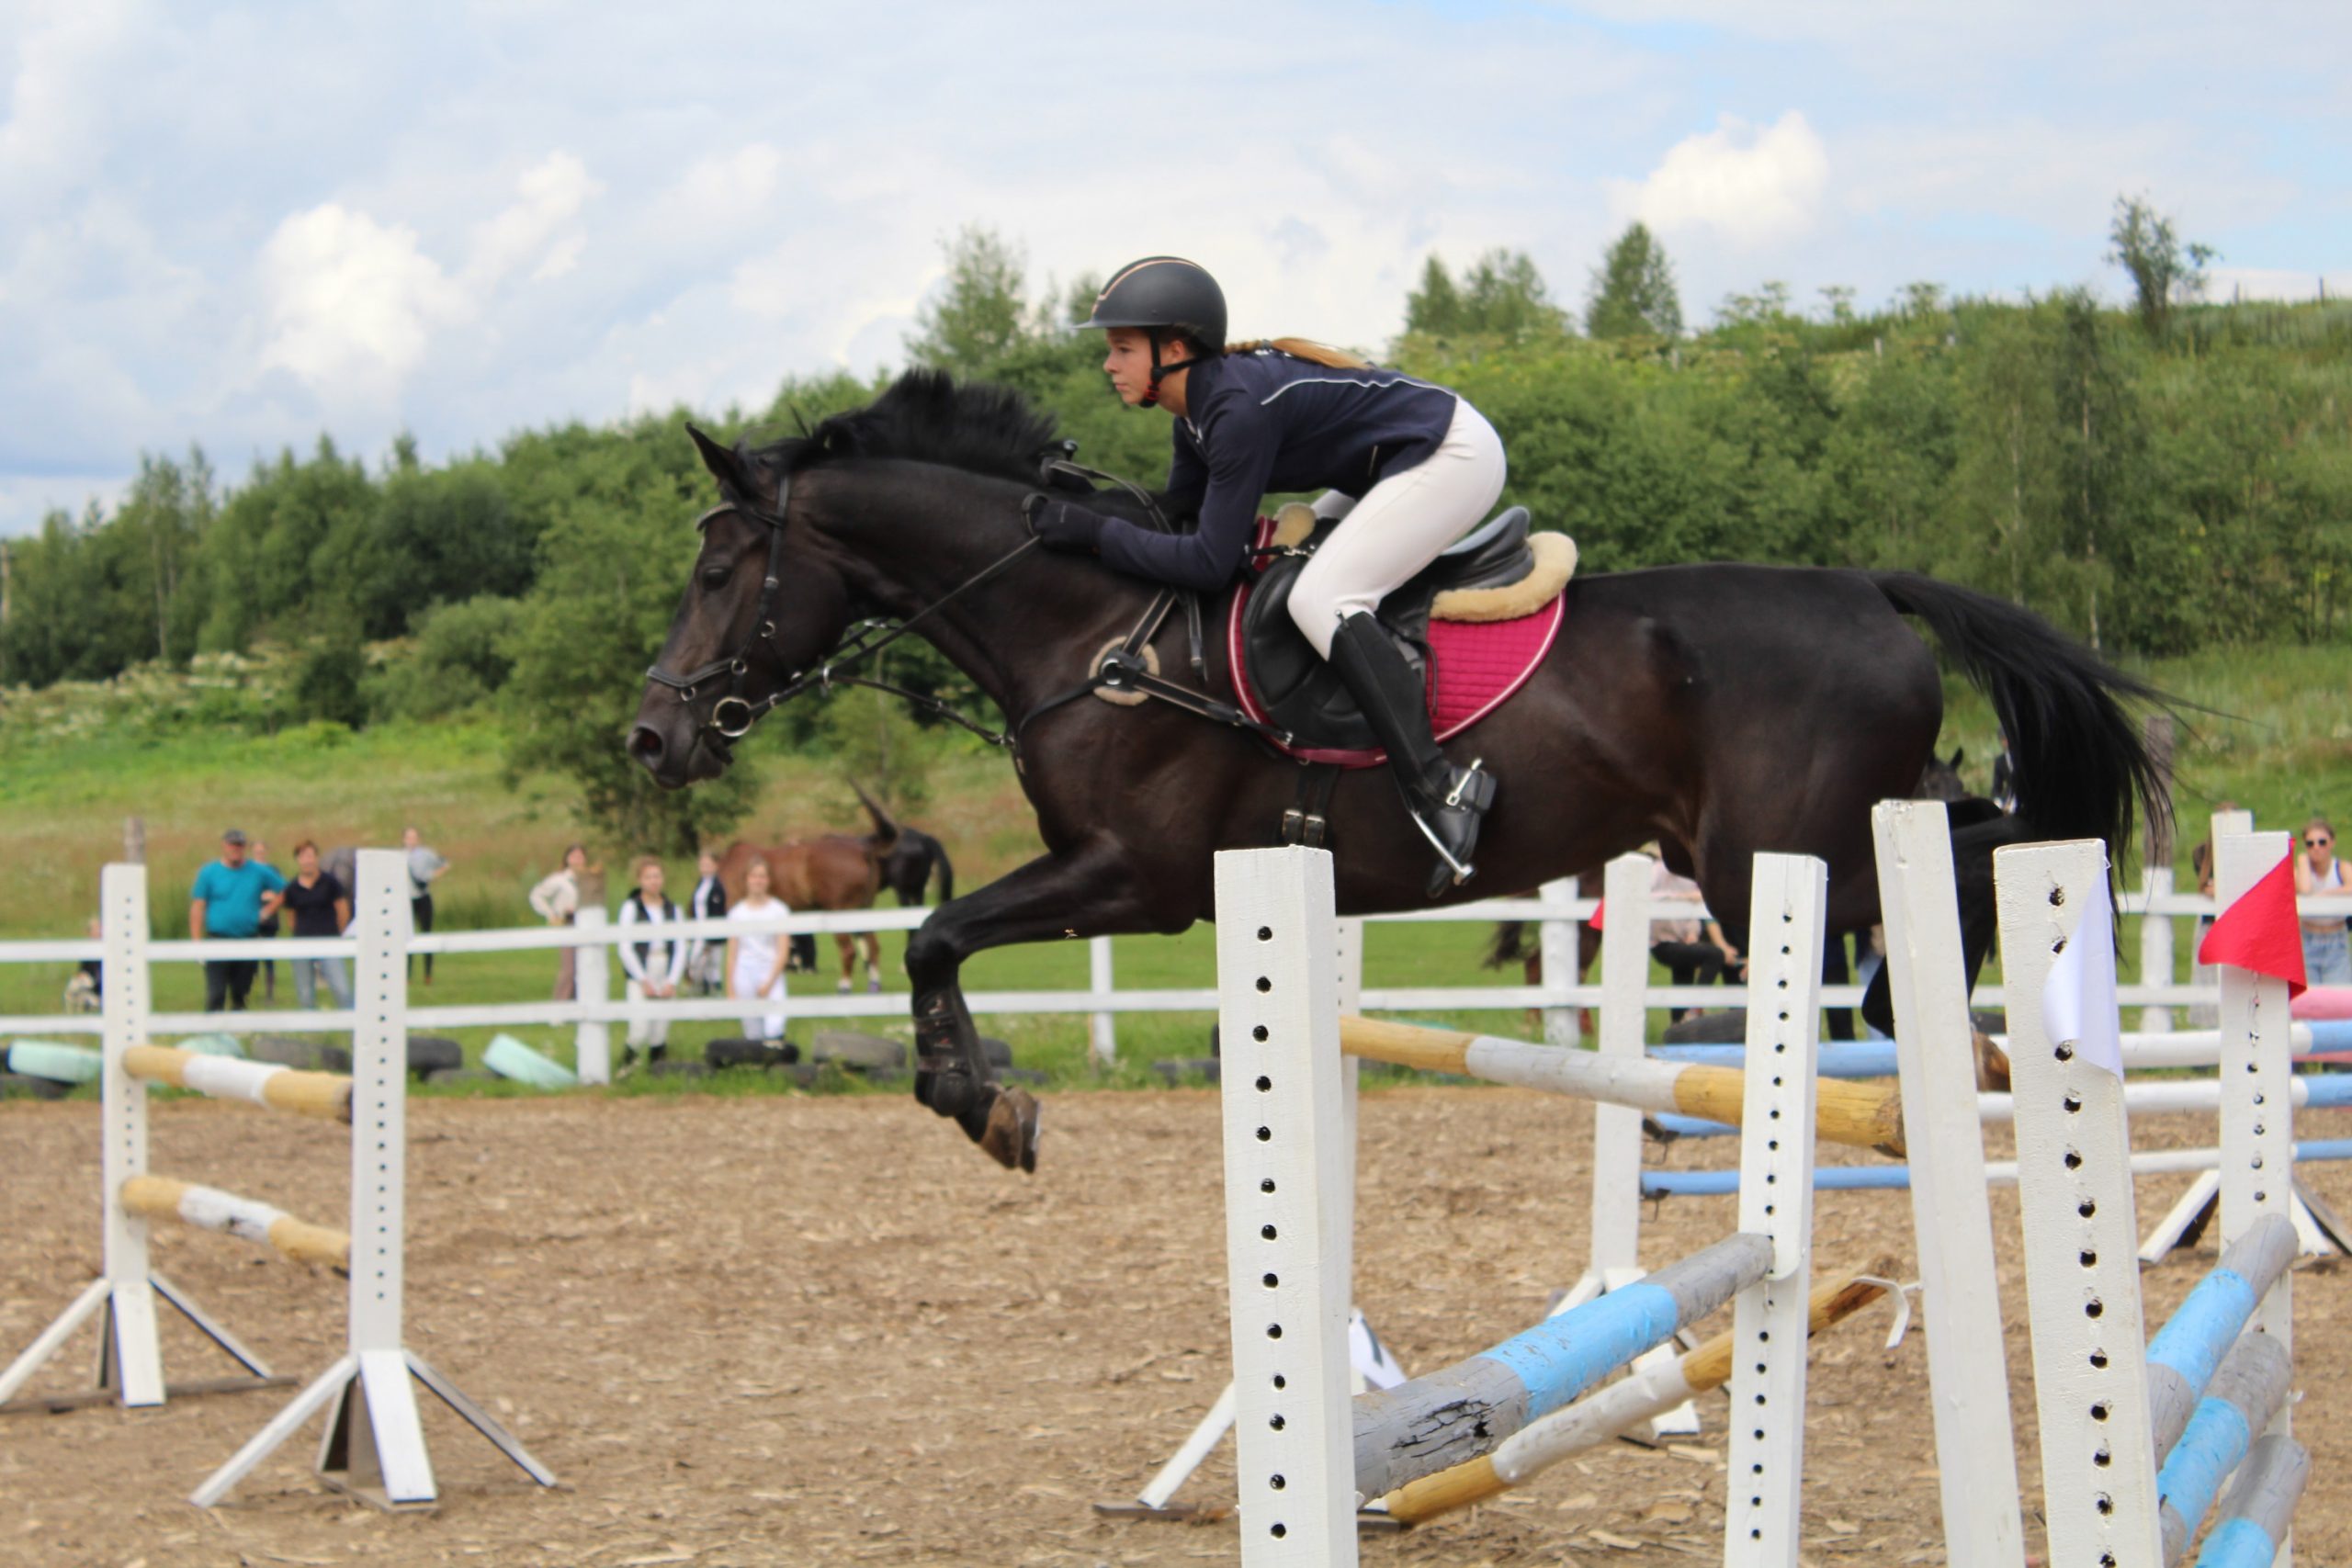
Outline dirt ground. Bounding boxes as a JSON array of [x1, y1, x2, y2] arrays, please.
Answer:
[[3, 1086, 2346, 1568]]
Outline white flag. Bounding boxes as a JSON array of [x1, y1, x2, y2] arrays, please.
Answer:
[[2041, 871, 2124, 1078]]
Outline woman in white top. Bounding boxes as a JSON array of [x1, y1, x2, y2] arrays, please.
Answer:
[[727, 854, 791, 1041], [616, 855, 689, 1063], [528, 844, 594, 1000], [2297, 818, 2349, 986]]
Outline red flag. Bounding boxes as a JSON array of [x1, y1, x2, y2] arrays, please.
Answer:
[[1589, 898, 1604, 932], [2198, 854, 2309, 998]]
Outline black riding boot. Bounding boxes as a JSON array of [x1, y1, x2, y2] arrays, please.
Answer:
[[1327, 613, 1497, 897]]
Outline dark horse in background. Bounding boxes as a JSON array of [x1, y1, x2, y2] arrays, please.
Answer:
[[629, 372, 2165, 1172]]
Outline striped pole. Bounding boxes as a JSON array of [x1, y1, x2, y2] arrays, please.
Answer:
[[1350, 1232, 1771, 1500], [1338, 1017, 1905, 1156], [2155, 1332, 2291, 1564], [119, 1177, 350, 1269], [123, 1045, 353, 1122], [1377, 1267, 1889, 1526], [2192, 1434, 2309, 1567], [2145, 1214, 2298, 1462], [1640, 1139, 2352, 1196]]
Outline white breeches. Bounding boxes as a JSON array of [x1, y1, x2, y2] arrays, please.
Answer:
[[732, 951, 787, 1041], [1286, 399, 1509, 657], [625, 978, 671, 1048]]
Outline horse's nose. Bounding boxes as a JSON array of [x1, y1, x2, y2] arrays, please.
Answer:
[[627, 724, 666, 772]]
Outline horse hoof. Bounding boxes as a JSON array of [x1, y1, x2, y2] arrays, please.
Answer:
[[836, 979, 853, 994], [979, 1088, 1041, 1173], [1973, 1030, 2011, 1093], [867, 979, 882, 994]]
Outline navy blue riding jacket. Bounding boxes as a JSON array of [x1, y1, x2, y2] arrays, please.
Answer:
[[1094, 349, 1461, 592]]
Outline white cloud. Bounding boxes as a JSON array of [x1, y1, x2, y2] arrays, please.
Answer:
[[255, 204, 470, 397], [467, 151, 603, 289], [1613, 112, 1828, 248]]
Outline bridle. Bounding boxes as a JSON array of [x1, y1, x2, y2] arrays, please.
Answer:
[[643, 453, 1289, 758], [641, 473, 805, 741], [643, 468, 1047, 747]]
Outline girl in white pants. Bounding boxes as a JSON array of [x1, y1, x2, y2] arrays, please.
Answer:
[[726, 856, 790, 1042], [1034, 254, 1510, 893]]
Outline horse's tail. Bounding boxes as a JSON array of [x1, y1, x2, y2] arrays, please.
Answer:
[[929, 836, 955, 903], [850, 780, 900, 852], [1484, 921, 1532, 971], [1870, 571, 2170, 853]]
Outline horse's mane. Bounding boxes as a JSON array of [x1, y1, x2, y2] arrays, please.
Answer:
[[762, 370, 1061, 486]]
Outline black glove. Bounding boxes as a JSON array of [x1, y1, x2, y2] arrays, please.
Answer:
[[1022, 492, 1105, 555]]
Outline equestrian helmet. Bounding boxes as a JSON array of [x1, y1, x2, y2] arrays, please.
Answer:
[[1078, 256, 1227, 353]]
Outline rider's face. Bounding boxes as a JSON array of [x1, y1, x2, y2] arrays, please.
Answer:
[[1102, 328, 1159, 407]]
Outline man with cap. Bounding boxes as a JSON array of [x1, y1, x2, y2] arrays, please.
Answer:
[[189, 829, 287, 1012]]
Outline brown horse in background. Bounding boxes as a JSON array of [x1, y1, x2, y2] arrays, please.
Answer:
[[717, 785, 902, 992]]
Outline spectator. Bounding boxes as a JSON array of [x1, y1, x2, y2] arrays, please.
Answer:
[[686, 850, 728, 997], [529, 844, 594, 1001], [64, 916, 102, 1013], [616, 856, 688, 1067], [401, 827, 449, 985], [280, 840, 354, 1010], [2187, 801, 2238, 1027], [189, 829, 285, 1012], [2295, 818, 2349, 986], [727, 855, 790, 1043], [251, 838, 282, 1002], [1647, 853, 1738, 1021]]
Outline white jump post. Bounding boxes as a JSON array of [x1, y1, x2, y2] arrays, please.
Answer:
[[193, 849, 555, 1508], [1089, 935, 1117, 1066], [1213, 846, 1821, 1566], [0, 863, 282, 1413], [574, 905, 612, 1086], [1870, 801, 2027, 1567], [1537, 874, 1581, 1046]]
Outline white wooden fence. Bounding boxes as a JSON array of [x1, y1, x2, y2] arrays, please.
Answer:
[[4, 866, 2344, 1087]]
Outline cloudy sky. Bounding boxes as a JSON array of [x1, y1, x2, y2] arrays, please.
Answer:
[[5, 1, 2347, 534]]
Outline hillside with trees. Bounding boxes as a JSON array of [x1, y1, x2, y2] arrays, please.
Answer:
[[4, 200, 2346, 852]]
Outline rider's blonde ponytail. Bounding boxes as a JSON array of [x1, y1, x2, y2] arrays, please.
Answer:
[[1226, 337, 1374, 369]]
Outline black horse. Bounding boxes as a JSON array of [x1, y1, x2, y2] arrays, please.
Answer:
[[880, 827, 955, 907], [628, 372, 2165, 1172]]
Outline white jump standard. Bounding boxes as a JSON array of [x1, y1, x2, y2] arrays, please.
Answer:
[[0, 853, 557, 1511], [1213, 845, 1826, 1566]]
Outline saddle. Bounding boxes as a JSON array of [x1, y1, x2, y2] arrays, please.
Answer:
[[1231, 503, 1577, 761]]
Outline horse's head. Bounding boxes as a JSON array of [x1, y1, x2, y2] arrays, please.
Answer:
[[628, 424, 851, 787]]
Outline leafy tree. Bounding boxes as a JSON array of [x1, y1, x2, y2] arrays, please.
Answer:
[[905, 226, 1035, 377], [2108, 194, 2217, 338], [1402, 249, 1568, 341], [1584, 223, 1683, 339], [288, 628, 369, 728]]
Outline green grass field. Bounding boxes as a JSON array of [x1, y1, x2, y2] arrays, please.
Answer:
[[3, 640, 2344, 1099]]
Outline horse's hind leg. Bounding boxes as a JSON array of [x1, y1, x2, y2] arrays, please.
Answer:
[[862, 932, 881, 992], [834, 933, 854, 993]]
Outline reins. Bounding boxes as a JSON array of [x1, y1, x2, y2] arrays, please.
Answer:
[[646, 453, 1294, 761]]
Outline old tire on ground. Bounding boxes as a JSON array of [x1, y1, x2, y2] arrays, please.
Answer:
[[409, 1036, 464, 1077], [425, 1066, 501, 1087], [249, 1035, 352, 1073], [707, 1037, 800, 1070], [0, 1070, 71, 1100], [1152, 1058, 1221, 1086], [809, 1031, 907, 1073], [1658, 1010, 1747, 1044], [980, 1036, 1013, 1069]]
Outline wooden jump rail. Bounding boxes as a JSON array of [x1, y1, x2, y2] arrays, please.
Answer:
[[0, 852, 555, 1512], [1338, 1015, 1907, 1156], [119, 1177, 351, 1270], [123, 1044, 353, 1122]]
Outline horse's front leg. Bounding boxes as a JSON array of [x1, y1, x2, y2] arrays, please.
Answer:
[[905, 840, 1173, 1173]]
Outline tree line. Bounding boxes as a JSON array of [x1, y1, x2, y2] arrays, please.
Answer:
[[4, 202, 2346, 852]]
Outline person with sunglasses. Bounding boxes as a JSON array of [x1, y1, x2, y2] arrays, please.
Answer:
[[2295, 818, 2350, 985]]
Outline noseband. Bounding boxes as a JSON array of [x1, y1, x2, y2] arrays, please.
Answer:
[[642, 475, 797, 740]]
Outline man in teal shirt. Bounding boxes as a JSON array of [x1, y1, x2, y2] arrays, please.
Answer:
[[190, 829, 285, 1012]]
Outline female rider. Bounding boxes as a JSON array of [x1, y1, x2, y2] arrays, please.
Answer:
[[1026, 254, 1506, 893]]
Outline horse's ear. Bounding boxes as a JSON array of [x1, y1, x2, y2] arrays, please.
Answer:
[[686, 423, 749, 494]]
